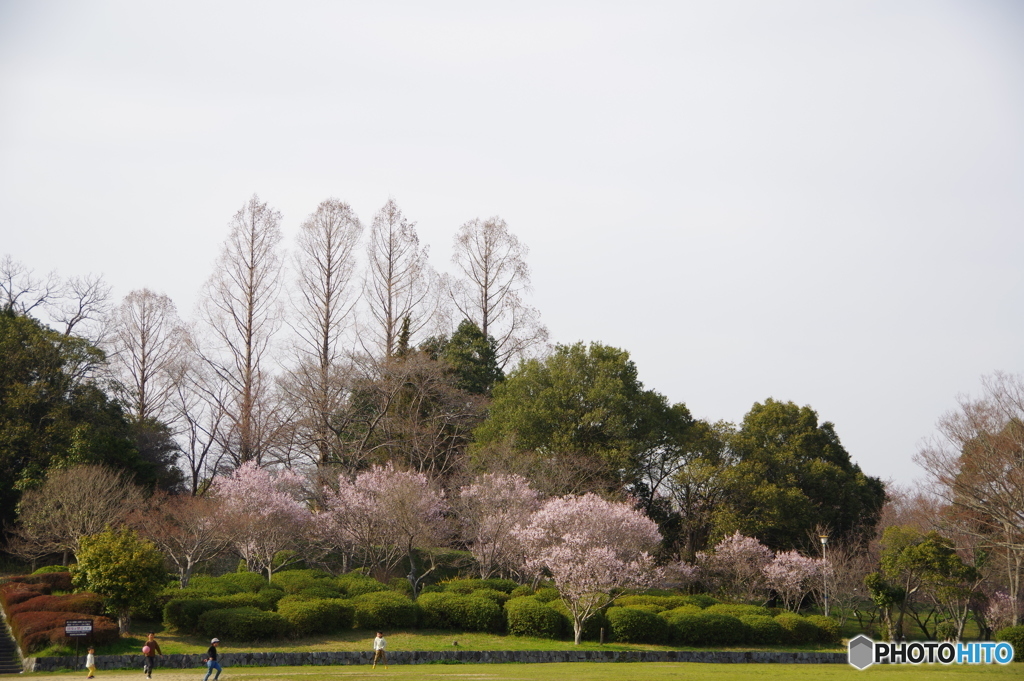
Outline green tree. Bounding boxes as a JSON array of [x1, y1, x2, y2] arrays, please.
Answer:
[[714, 398, 885, 551], [72, 527, 167, 633], [434, 320, 503, 395], [472, 342, 695, 497], [0, 308, 157, 528], [879, 526, 981, 640]]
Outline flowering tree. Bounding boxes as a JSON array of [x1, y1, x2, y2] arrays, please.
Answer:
[[763, 550, 822, 612], [696, 532, 773, 603], [515, 493, 661, 644], [458, 473, 543, 579], [213, 462, 312, 581], [322, 463, 448, 590]]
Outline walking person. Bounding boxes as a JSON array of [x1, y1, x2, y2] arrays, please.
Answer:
[[372, 631, 388, 669], [142, 633, 162, 678], [85, 647, 96, 678], [203, 638, 222, 681]]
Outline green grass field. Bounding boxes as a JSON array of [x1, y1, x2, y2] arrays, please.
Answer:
[[4, 662, 1021, 681]]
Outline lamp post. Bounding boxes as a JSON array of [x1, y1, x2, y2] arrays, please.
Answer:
[[819, 533, 830, 617]]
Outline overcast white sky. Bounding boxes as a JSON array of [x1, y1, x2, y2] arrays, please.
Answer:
[[2, 1, 1022, 487]]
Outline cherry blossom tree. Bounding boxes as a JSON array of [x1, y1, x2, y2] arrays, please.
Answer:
[[696, 532, 774, 603], [514, 493, 661, 644], [458, 473, 543, 579], [763, 550, 823, 612], [321, 463, 448, 590], [213, 462, 311, 581]]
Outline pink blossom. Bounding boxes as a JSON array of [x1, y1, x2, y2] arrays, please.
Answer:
[[762, 550, 822, 612], [213, 462, 312, 581], [696, 532, 773, 603], [458, 474, 543, 579], [514, 494, 661, 644]]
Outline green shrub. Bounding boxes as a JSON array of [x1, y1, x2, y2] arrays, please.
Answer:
[[296, 584, 344, 600], [995, 625, 1024, 656], [214, 592, 278, 610], [481, 578, 518, 594], [277, 598, 354, 636], [337, 572, 389, 598], [215, 572, 268, 593], [533, 587, 559, 603], [705, 603, 772, 618], [256, 587, 285, 607], [352, 591, 418, 630], [470, 588, 510, 606], [774, 613, 819, 644], [667, 612, 747, 646], [680, 593, 718, 609], [546, 599, 608, 642], [417, 592, 504, 632], [804, 615, 840, 644], [606, 607, 671, 644], [504, 596, 565, 639], [509, 585, 533, 599], [197, 606, 288, 641], [660, 605, 702, 619], [271, 570, 333, 594], [739, 615, 784, 644], [617, 595, 696, 611], [163, 598, 222, 633], [31, 565, 71, 575], [186, 576, 243, 596]]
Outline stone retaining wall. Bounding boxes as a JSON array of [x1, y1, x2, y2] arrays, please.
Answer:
[[26, 649, 846, 672]]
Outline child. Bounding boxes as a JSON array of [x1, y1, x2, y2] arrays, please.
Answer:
[[372, 632, 388, 670], [85, 647, 96, 678]]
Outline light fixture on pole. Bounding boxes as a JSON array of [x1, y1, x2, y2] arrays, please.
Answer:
[[819, 533, 830, 617]]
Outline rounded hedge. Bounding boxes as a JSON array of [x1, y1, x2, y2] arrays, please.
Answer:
[[606, 606, 671, 644], [504, 596, 565, 639], [705, 603, 772, 618], [995, 625, 1024, 655], [509, 585, 533, 599], [197, 607, 288, 641], [277, 598, 355, 636], [271, 570, 333, 594], [533, 587, 560, 603], [164, 598, 222, 633], [774, 613, 819, 644], [739, 615, 784, 644], [352, 591, 419, 630], [804, 615, 840, 644], [666, 612, 747, 646], [337, 573, 390, 598], [471, 588, 511, 606], [417, 592, 504, 632], [617, 595, 698, 611], [32, 565, 71, 575]]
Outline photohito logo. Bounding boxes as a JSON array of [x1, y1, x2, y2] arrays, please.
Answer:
[[847, 634, 1014, 670]]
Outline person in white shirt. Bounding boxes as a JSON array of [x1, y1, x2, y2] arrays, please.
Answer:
[[372, 632, 388, 669], [85, 647, 96, 678]]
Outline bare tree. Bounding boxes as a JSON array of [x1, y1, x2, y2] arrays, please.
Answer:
[[0, 255, 61, 315], [916, 371, 1024, 626], [198, 194, 287, 467], [361, 199, 436, 358], [109, 289, 188, 423], [287, 199, 362, 465], [10, 464, 143, 563], [132, 491, 229, 587], [449, 217, 547, 367], [52, 273, 112, 343], [168, 353, 229, 494]]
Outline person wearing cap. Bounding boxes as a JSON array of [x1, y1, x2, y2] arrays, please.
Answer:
[[203, 639, 222, 681], [372, 632, 387, 669]]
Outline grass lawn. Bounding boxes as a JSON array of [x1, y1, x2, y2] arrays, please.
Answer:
[[4, 662, 1021, 681], [39, 622, 842, 657]]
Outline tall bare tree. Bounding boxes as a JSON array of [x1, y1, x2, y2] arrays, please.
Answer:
[[169, 352, 229, 494], [109, 289, 187, 423], [198, 194, 286, 467], [0, 255, 61, 315], [362, 199, 435, 358], [449, 217, 547, 367], [916, 371, 1024, 626], [287, 199, 362, 465]]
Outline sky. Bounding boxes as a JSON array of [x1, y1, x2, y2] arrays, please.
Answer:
[[1, 1, 1022, 488]]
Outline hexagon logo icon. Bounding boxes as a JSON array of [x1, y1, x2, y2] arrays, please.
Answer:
[[848, 634, 874, 670]]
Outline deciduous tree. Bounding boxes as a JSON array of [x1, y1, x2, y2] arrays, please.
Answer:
[[457, 473, 542, 579], [132, 490, 229, 587], [514, 493, 661, 644], [448, 217, 547, 367], [198, 195, 286, 467]]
